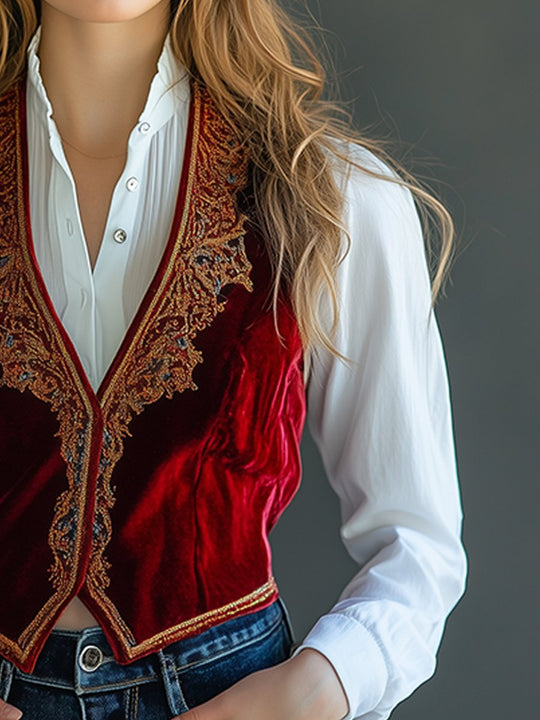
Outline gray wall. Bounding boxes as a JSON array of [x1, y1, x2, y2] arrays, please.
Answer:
[[270, 2, 539, 718]]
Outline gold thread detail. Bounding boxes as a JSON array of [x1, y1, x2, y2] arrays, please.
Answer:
[[112, 577, 278, 661], [130, 578, 278, 654]]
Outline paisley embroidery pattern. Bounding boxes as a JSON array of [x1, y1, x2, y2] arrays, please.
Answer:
[[0, 76, 268, 667], [0, 81, 95, 651], [86, 82, 254, 620]]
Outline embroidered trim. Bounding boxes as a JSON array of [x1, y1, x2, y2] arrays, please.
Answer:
[[125, 577, 278, 658], [86, 82, 254, 632], [90, 577, 278, 663], [0, 81, 96, 657]]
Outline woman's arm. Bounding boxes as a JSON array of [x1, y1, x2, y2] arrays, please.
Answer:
[[287, 144, 468, 720]]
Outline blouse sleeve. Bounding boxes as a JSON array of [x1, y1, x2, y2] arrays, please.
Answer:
[[289, 143, 468, 720]]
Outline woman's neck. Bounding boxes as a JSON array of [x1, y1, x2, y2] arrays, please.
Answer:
[[38, 1, 171, 155]]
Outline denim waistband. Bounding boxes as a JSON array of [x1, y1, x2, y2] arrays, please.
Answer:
[[5, 596, 292, 693]]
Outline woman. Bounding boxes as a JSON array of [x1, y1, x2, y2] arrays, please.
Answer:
[[0, 1, 467, 719]]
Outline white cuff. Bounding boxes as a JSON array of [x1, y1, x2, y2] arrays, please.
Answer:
[[290, 613, 388, 720]]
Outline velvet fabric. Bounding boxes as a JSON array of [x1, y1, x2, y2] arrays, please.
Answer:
[[0, 73, 307, 673]]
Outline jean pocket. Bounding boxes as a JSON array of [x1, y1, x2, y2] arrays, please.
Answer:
[[174, 608, 291, 710]]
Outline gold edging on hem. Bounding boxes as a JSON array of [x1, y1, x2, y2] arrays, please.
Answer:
[[129, 577, 279, 655], [0, 577, 277, 668], [103, 576, 278, 660]]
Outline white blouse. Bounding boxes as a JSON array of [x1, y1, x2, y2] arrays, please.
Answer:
[[26, 26, 468, 720]]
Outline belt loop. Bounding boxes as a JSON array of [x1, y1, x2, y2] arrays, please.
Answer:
[[156, 648, 190, 717], [0, 657, 15, 702], [276, 595, 297, 650]]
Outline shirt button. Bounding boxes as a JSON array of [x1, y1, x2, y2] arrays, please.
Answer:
[[126, 177, 139, 192], [138, 121, 151, 134], [113, 228, 128, 244], [79, 645, 103, 672]]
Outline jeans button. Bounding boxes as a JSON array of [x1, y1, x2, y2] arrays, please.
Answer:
[[79, 645, 104, 672]]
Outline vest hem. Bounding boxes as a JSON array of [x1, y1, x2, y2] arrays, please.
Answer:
[[0, 576, 279, 673]]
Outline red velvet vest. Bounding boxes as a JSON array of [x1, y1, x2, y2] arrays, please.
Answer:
[[0, 74, 306, 673]]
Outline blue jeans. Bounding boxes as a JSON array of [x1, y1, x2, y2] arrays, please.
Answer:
[[0, 597, 297, 719]]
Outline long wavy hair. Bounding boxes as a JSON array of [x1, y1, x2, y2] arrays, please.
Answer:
[[0, 0, 456, 377]]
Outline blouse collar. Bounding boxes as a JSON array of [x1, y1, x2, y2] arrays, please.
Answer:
[[26, 25, 191, 142]]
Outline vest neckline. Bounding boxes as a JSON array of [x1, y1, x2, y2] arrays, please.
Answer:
[[16, 72, 201, 409]]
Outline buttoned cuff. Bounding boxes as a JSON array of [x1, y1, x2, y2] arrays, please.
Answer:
[[290, 614, 388, 720]]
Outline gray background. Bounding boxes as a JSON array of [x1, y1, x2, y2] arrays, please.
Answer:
[[270, 2, 539, 718]]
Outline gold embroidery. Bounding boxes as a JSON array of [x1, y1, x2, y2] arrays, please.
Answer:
[[0, 80, 95, 658], [125, 577, 278, 657], [0, 77, 270, 668], [86, 82, 255, 630]]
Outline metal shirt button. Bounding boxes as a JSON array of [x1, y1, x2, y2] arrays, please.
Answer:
[[113, 228, 127, 244], [79, 645, 103, 672], [126, 177, 139, 192], [138, 121, 151, 134]]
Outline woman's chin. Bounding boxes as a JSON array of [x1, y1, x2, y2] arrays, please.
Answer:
[[41, 0, 169, 25]]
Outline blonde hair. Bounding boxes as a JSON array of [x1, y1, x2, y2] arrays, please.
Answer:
[[0, 0, 456, 376]]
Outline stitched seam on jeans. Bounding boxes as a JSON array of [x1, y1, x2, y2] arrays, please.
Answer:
[[125, 684, 139, 720], [13, 670, 72, 690], [172, 611, 285, 672], [16, 673, 159, 692], [132, 684, 139, 720], [80, 675, 160, 693]]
